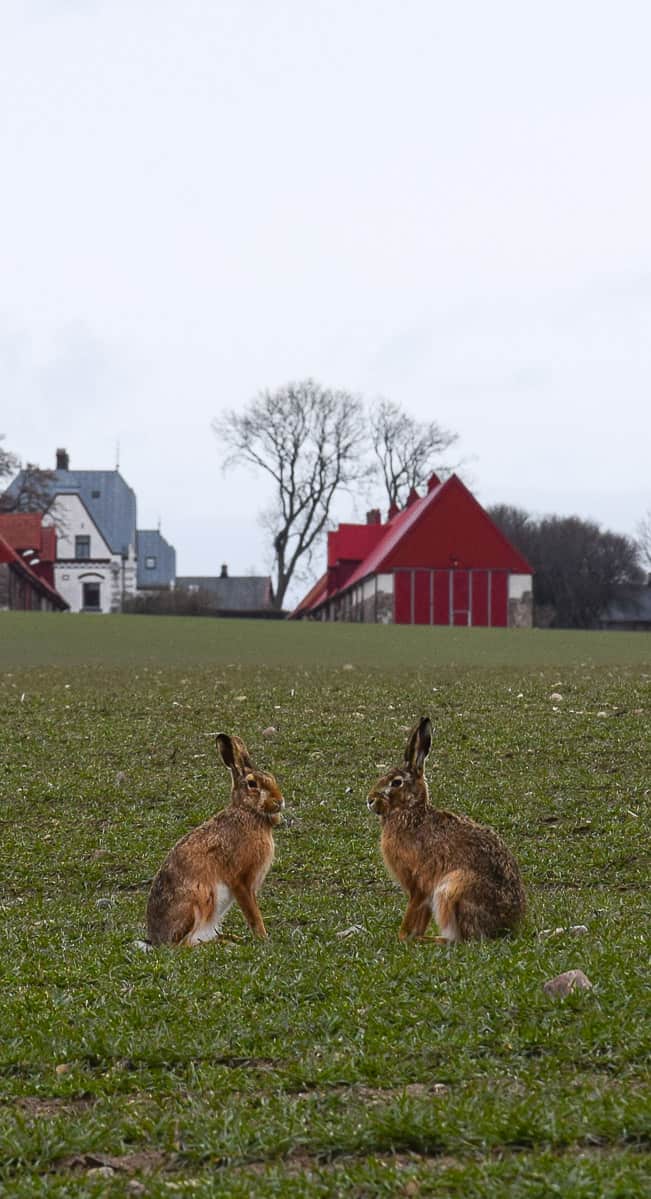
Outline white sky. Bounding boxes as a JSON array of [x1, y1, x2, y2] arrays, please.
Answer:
[[2, 1, 650, 598]]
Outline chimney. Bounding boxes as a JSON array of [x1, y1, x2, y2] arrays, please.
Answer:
[[220, 563, 228, 578], [56, 448, 69, 471], [366, 508, 381, 525], [388, 502, 399, 520], [427, 472, 441, 492], [406, 486, 420, 507]]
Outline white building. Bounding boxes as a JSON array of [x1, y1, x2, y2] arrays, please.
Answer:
[[7, 449, 175, 613]]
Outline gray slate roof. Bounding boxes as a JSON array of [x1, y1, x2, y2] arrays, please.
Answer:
[[7, 467, 137, 556], [136, 530, 176, 589], [176, 576, 273, 610]]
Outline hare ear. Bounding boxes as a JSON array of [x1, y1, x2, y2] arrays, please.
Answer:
[[404, 717, 432, 774], [216, 733, 254, 777]]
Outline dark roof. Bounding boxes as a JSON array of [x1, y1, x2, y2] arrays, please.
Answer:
[[136, 530, 176, 589], [5, 468, 137, 555], [176, 576, 273, 610]]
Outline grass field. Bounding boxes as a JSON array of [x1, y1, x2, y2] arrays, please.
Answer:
[[0, 614, 649, 1196]]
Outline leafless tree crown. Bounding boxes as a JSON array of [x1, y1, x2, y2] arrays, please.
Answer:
[[213, 380, 367, 610], [636, 508, 651, 569], [0, 437, 56, 515], [369, 397, 458, 508]]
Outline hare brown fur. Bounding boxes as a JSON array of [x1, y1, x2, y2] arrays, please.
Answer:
[[367, 717, 526, 942], [146, 734, 284, 946]]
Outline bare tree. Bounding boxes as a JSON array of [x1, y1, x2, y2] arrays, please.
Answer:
[[0, 436, 19, 486], [369, 397, 458, 509], [213, 380, 367, 610], [636, 508, 651, 569], [0, 461, 56, 514], [0, 436, 61, 529]]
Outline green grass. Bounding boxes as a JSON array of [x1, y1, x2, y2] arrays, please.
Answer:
[[0, 616, 649, 1196]]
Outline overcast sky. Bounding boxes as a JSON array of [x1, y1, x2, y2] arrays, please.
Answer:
[[2, 1, 649, 598]]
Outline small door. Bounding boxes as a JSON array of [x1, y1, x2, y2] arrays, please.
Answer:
[[82, 582, 101, 612]]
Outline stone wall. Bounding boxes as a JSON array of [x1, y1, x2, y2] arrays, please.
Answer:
[[509, 591, 533, 628]]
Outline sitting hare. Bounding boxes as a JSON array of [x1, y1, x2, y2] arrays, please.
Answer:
[[367, 717, 525, 942], [146, 733, 284, 946]]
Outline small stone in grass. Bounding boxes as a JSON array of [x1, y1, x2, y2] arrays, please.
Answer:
[[87, 1167, 115, 1179], [55, 1063, 71, 1075], [115, 771, 127, 787], [550, 692, 563, 701], [342, 663, 354, 671], [262, 726, 277, 737], [543, 969, 593, 998], [539, 924, 588, 939]]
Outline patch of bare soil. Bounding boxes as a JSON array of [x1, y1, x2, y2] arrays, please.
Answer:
[[54, 1150, 172, 1176], [13, 1095, 96, 1118]]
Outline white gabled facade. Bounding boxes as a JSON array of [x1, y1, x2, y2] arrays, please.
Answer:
[[43, 493, 137, 614]]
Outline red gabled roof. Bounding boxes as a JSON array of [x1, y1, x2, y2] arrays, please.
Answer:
[[291, 474, 532, 615], [0, 533, 68, 609], [343, 475, 531, 589]]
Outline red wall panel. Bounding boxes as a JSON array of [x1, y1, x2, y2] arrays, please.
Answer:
[[414, 570, 431, 624], [490, 571, 508, 627], [471, 570, 489, 626], [452, 570, 470, 625], [394, 571, 411, 624], [433, 570, 450, 625]]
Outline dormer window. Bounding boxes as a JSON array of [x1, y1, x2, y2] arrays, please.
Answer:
[[91, 489, 101, 499], [145, 556, 157, 569]]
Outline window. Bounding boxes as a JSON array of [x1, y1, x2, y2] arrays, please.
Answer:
[[82, 582, 101, 611], [145, 556, 157, 569], [91, 489, 101, 499], [75, 535, 91, 559]]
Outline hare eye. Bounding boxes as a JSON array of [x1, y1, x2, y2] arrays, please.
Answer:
[[246, 776, 257, 790], [391, 777, 403, 788]]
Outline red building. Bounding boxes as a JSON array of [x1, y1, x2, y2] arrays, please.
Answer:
[[291, 474, 533, 627], [0, 515, 67, 612]]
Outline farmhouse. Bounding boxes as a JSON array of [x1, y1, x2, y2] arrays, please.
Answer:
[[176, 564, 275, 616], [292, 473, 533, 627], [5, 450, 176, 613]]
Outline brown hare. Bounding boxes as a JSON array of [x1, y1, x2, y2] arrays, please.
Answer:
[[367, 717, 526, 943], [146, 733, 284, 946]]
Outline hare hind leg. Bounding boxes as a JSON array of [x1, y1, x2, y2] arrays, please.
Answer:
[[188, 884, 235, 945], [432, 869, 476, 943], [453, 879, 508, 942]]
